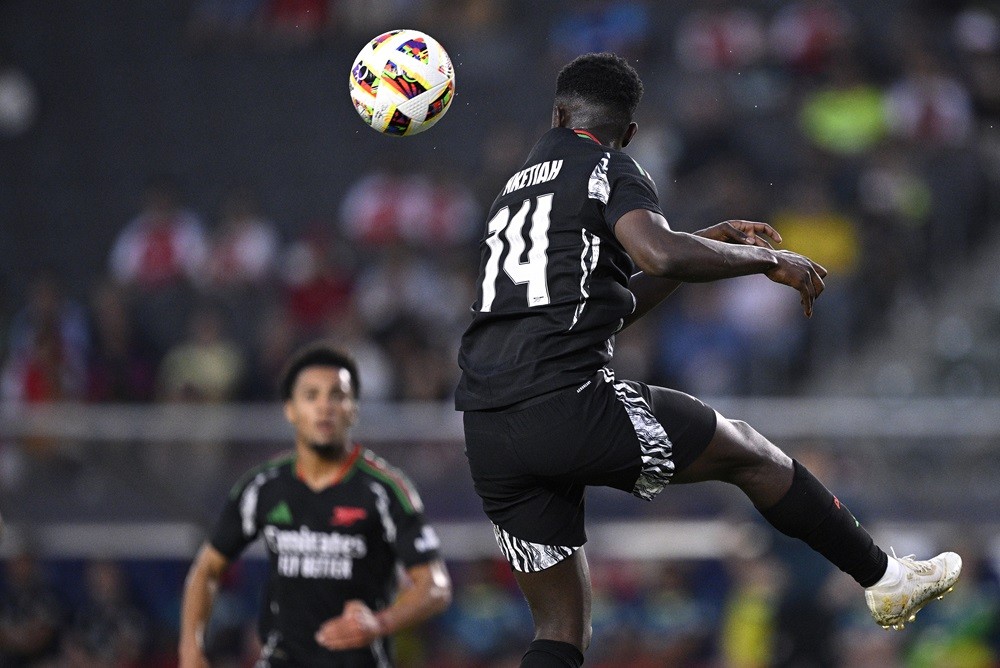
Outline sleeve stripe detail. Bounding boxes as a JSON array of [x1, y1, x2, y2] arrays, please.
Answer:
[[357, 452, 422, 514], [228, 452, 295, 499]]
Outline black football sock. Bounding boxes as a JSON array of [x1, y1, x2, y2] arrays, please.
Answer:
[[760, 459, 888, 587], [521, 639, 584, 667]]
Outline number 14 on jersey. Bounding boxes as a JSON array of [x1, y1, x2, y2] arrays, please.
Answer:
[[479, 193, 553, 312]]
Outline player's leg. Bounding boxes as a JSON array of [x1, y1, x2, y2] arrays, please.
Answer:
[[669, 407, 961, 629], [672, 414, 889, 585], [463, 390, 598, 667], [513, 549, 591, 667]]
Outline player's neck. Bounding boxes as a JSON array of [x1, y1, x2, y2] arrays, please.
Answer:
[[296, 442, 357, 489], [571, 125, 623, 149]]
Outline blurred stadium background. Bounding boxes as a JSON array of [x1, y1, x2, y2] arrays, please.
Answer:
[[2, 0, 1000, 665]]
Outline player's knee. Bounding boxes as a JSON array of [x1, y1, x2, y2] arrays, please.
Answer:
[[715, 418, 789, 480]]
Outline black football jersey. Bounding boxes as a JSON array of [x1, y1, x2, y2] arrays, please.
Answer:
[[210, 446, 441, 667], [455, 127, 661, 410]]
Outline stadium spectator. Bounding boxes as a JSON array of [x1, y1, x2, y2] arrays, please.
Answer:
[[204, 186, 281, 291], [673, 1, 766, 72], [717, 556, 784, 668], [85, 281, 156, 403], [768, 0, 856, 76], [241, 304, 301, 401], [109, 176, 208, 292], [953, 7, 1000, 122], [884, 48, 975, 149], [156, 305, 246, 404], [0, 271, 89, 405], [279, 228, 356, 337], [855, 144, 934, 322], [352, 243, 457, 340], [339, 162, 478, 250], [203, 186, 282, 350], [653, 284, 748, 396], [798, 55, 888, 158], [768, 174, 860, 362], [108, 176, 208, 354]]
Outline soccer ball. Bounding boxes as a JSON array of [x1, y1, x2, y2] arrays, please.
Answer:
[[349, 29, 455, 136]]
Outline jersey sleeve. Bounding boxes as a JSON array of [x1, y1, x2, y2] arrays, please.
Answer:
[[390, 492, 441, 568], [367, 457, 442, 568], [601, 152, 662, 231], [209, 473, 265, 560]]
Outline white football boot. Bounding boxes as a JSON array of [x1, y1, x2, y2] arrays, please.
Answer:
[[864, 550, 962, 630]]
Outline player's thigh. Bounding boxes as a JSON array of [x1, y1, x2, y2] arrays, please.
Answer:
[[463, 375, 638, 556], [463, 395, 590, 550], [612, 380, 719, 496], [513, 547, 593, 647]]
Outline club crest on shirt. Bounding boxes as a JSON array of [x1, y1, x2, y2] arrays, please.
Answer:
[[331, 506, 368, 526]]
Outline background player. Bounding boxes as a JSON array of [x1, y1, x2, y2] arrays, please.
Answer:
[[180, 343, 451, 667], [456, 52, 961, 668]]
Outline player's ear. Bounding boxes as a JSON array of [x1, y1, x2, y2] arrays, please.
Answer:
[[621, 121, 638, 148], [283, 400, 296, 425], [552, 104, 569, 128]]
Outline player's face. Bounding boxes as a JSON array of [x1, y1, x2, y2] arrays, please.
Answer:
[[284, 366, 358, 456]]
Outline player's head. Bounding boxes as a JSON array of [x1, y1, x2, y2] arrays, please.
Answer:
[[280, 343, 360, 458], [280, 343, 360, 401], [553, 52, 644, 147]]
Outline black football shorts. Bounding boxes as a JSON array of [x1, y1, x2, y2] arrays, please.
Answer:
[[462, 368, 717, 572]]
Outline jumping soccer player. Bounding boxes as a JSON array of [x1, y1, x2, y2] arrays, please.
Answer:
[[455, 52, 960, 668], [180, 343, 451, 668]]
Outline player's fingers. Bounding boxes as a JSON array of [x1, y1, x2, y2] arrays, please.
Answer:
[[718, 222, 772, 248], [799, 267, 817, 318], [811, 266, 826, 298], [729, 220, 781, 245]]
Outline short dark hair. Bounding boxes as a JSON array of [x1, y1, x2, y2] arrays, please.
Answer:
[[555, 52, 644, 131], [279, 342, 360, 401]]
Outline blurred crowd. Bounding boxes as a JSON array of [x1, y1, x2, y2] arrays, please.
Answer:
[[1, 170, 477, 408], [3, 0, 1000, 666], [4, 0, 1000, 408], [2, 538, 998, 667]]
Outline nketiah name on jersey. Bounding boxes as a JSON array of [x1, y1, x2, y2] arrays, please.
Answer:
[[500, 160, 564, 197]]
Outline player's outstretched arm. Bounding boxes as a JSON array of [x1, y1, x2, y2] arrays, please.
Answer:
[[623, 220, 782, 329], [314, 559, 452, 651], [616, 209, 827, 318], [179, 543, 230, 668]]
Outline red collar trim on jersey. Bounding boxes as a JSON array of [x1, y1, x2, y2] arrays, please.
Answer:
[[573, 128, 601, 144], [296, 444, 361, 489]]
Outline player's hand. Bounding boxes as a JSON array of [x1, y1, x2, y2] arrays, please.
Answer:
[[695, 220, 781, 249], [315, 600, 383, 650], [765, 250, 828, 317]]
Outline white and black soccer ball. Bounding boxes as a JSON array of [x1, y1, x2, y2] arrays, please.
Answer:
[[349, 29, 455, 136]]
